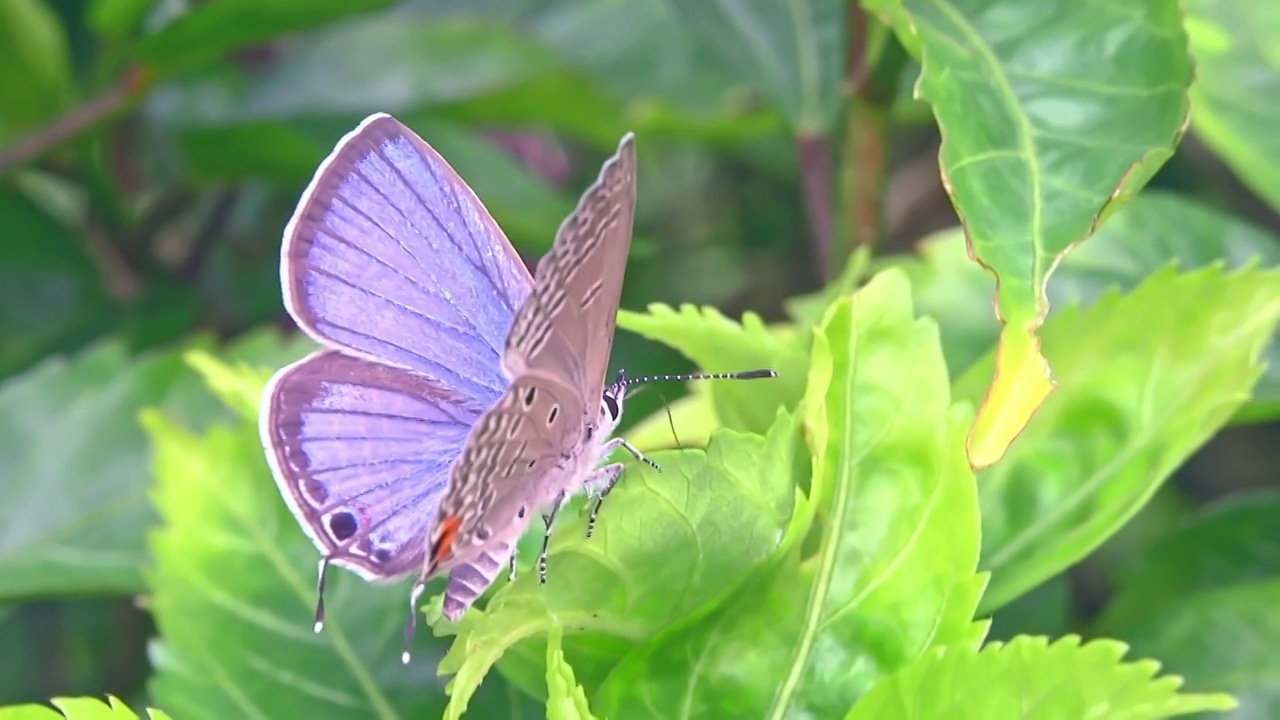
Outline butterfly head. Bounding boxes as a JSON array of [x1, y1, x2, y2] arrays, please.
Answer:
[[600, 372, 629, 437]]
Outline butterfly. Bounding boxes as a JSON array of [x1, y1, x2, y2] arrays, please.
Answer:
[[261, 113, 775, 659]]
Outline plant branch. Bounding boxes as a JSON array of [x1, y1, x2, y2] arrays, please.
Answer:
[[797, 133, 834, 283], [0, 66, 152, 176]]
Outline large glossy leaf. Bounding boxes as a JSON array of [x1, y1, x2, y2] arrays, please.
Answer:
[[1110, 581, 1280, 720], [433, 412, 801, 719], [1096, 491, 1280, 638], [143, 354, 531, 720], [0, 330, 312, 600], [0, 696, 172, 720], [594, 270, 985, 717], [667, 0, 844, 134], [957, 265, 1280, 613], [895, 191, 1280, 422], [846, 635, 1235, 719], [137, 0, 397, 73], [1184, 0, 1280, 215], [881, 0, 1193, 467], [616, 304, 809, 435]]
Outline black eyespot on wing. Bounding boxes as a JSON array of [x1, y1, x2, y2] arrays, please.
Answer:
[[475, 526, 492, 541], [548, 406, 559, 425], [527, 458, 537, 469], [518, 506, 527, 519], [603, 392, 620, 420], [373, 548, 392, 563], [523, 386, 537, 407], [328, 511, 358, 542]]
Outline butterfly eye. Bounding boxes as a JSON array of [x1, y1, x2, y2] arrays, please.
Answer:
[[603, 392, 620, 421], [328, 511, 358, 542]]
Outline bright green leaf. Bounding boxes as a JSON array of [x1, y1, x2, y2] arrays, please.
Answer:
[[892, 0, 1193, 466], [960, 265, 1280, 613], [896, 191, 1280, 421], [595, 270, 985, 717], [625, 384, 720, 453], [137, 0, 398, 73], [1110, 581, 1280, 719], [435, 412, 800, 718], [846, 635, 1236, 719], [0, 0, 72, 138], [0, 330, 311, 600], [0, 695, 172, 720], [668, 0, 844, 134], [1185, 0, 1280, 216], [1096, 490, 1280, 637], [617, 304, 808, 435], [545, 624, 597, 720]]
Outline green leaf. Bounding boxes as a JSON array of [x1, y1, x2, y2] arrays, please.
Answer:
[[1107, 581, 1280, 719], [668, 0, 844, 134], [0, 330, 311, 600], [897, 191, 1280, 421], [961, 265, 1280, 613], [137, 0, 398, 73], [889, 0, 1193, 467], [617, 304, 808, 435], [545, 624, 597, 720], [0, 695, 172, 720], [0, 0, 72, 138], [1096, 490, 1280, 637], [595, 270, 985, 717], [845, 635, 1236, 719], [1184, 0, 1280, 215], [435, 412, 801, 719], [0, 188, 113, 379]]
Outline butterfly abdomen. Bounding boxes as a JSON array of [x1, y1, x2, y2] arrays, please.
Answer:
[[441, 538, 515, 621]]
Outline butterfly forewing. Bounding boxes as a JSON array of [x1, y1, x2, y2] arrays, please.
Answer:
[[282, 113, 533, 402], [502, 133, 637, 409]]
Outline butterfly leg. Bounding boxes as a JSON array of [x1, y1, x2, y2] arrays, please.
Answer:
[[507, 547, 519, 582], [539, 490, 569, 584], [602, 436, 660, 472], [585, 462, 626, 539]]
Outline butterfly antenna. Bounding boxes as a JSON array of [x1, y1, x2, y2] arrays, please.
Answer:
[[618, 368, 777, 387], [313, 556, 331, 633]]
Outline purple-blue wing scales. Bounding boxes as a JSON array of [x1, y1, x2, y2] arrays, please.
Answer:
[[281, 112, 534, 402], [262, 350, 487, 580]]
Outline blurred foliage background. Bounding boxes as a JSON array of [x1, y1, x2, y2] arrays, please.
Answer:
[[0, 0, 1276, 714]]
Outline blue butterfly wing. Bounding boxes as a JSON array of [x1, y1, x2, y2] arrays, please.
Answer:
[[280, 112, 533, 402], [264, 113, 534, 580], [263, 350, 487, 579]]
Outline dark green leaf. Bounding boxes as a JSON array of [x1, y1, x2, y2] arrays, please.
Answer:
[[958, 265, 1280, 613], [1114, 582, 1280, 720], [0, 0, 73, 139], [595, 270, 985, 717], [846, 635, 1235, 719], [1096, 490, 1280, 637], [137, 0, 398, 73], [0, 188, 113, 379], [1184, 0, 1280, 215], [669, 0, 844, 134]]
